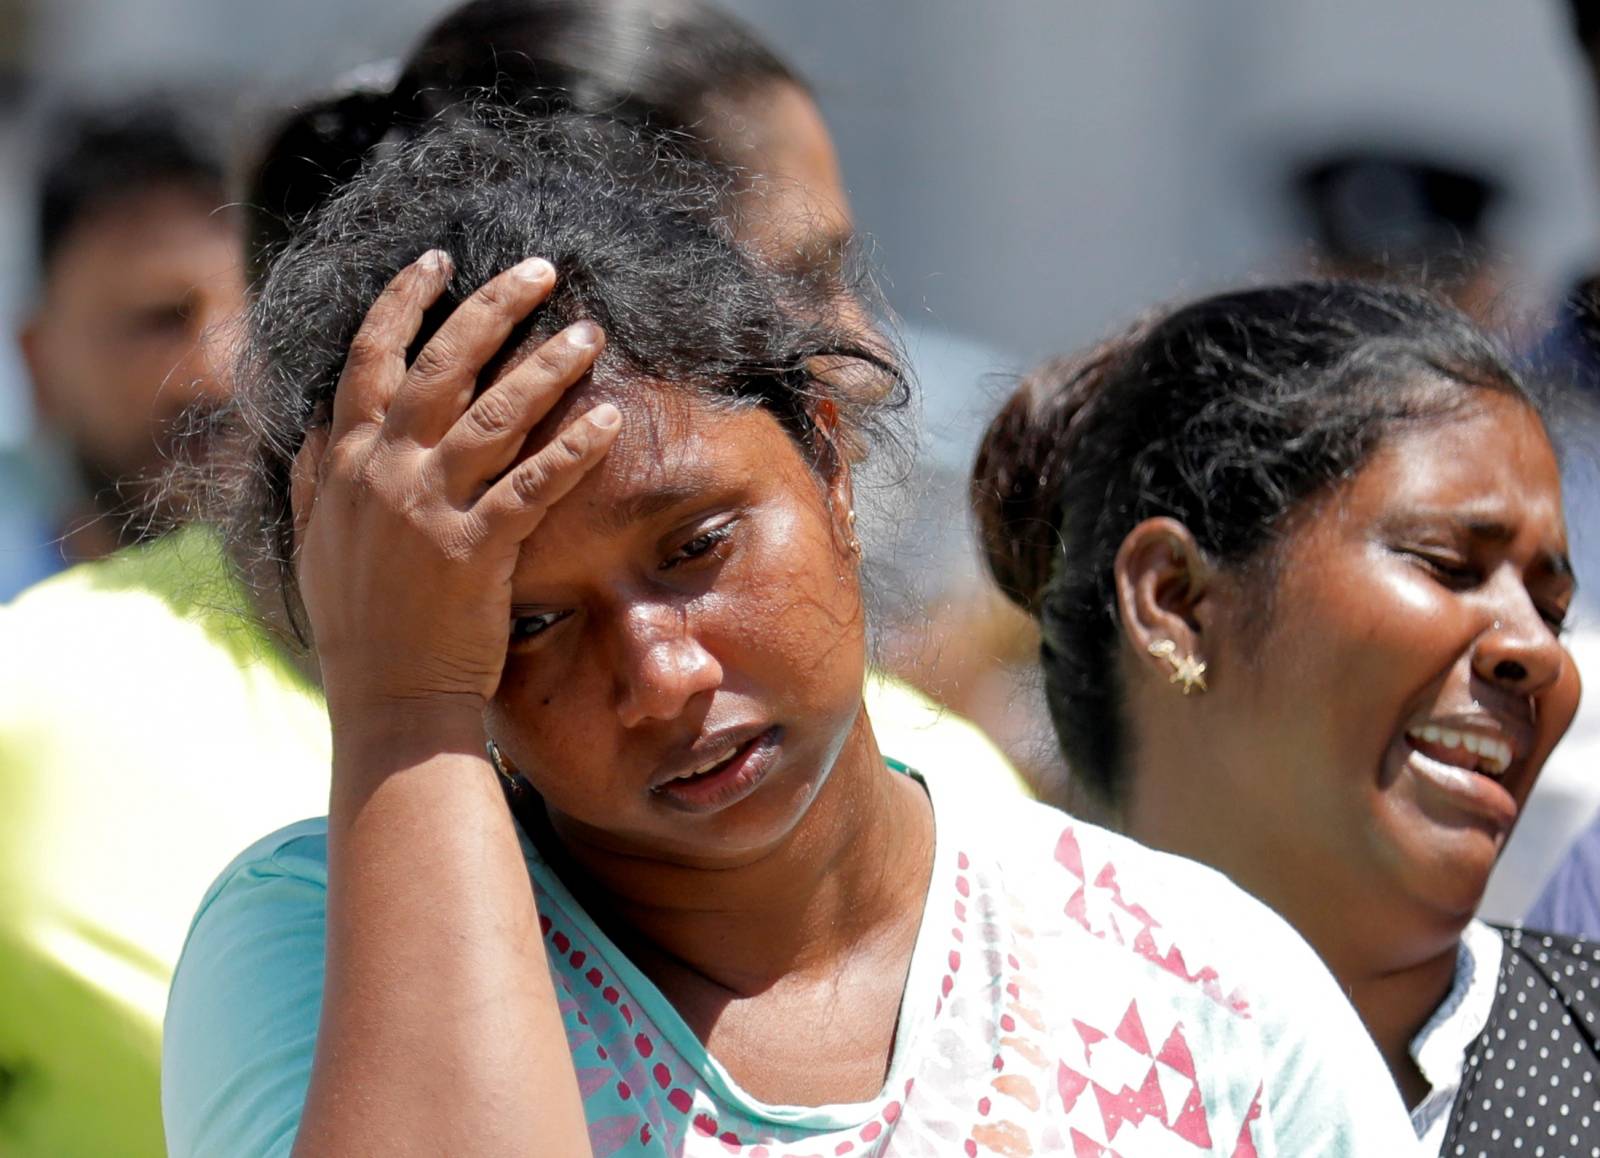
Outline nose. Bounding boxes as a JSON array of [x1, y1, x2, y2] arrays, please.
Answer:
[[611, 601, 724, 728], [1472, 588, 1567, 698]]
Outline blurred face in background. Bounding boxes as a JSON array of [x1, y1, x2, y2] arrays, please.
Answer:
[[20, 183, 245, 536], [708, 81, 855, 276]]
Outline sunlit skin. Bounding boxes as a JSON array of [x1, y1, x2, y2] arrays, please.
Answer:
[[20, 184, 244, 555], [1115, 387, 1579, 1104]]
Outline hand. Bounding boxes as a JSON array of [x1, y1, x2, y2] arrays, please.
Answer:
[[290, 250, 620, 727]]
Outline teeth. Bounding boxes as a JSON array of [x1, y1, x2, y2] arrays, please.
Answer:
[[1480, 740, 1511, 775], [677, 750, 733, 780], [1407, 726, 1514, 777]]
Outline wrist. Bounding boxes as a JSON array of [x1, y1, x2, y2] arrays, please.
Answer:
[[330, 696, 492, 776]]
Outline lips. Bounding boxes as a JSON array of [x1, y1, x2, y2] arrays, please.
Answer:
[[1398, 715, 1527, 832], [648, 725, 782, 814]]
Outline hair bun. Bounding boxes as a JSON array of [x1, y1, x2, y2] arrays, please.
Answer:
[[970, 329, 1142, 615]]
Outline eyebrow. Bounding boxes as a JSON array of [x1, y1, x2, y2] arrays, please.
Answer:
[[594, 478, 731, 539], [1463, 521, 1576, 581], [1388, 511, 1577, 583]]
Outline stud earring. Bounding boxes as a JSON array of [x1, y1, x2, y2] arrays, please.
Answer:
[[1148, 638, 1208, 695], [846, 508, 861, 555]]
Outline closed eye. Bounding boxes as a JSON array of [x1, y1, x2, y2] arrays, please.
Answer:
[[1539, 605, 1570, 634], [660, 521, 737, 572], [1406, 549, 1480, 587]]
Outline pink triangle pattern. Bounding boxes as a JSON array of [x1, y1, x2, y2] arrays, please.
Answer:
[[1113, 1002, 1150, 1056], [1053, 824, 1253, 1018], [1156, 1024, 1197, 1081], [1229, 1085, 1264, 1158]]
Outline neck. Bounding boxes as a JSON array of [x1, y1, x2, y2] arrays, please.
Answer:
[[1123, 747, 1463, 1109], [1341, 942, 1460, 1108], [540, 717, 933, 998]]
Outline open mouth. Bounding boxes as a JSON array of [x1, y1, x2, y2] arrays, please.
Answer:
[[658, 745, 746, 787], [1404, 725, 1512, 778], [648, 727, 781, 813]]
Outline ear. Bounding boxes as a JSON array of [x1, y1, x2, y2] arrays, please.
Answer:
[[16, 314, 56, 420], [1113, 517, 1215, 686], [808, 398, 857, 546]]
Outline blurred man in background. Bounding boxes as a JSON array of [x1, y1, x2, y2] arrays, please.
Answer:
[[0, 90, 247, 1157], [16, 93, 243, 569]]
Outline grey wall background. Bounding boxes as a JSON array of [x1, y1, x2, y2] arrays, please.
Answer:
[[3, 0, 1598, 448]]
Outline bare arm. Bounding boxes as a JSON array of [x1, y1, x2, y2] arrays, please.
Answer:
[[287, 252, 618, 1157]]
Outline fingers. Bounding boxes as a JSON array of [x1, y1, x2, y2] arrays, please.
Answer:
[[432, 321, 605, 494], [473, 404, 622, 540], [384, 257, 557, 446], [331, 250, 454, 443]]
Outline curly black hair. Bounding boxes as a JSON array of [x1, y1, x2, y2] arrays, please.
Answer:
[[971, 280, 1539, 802], [219, 107, 905, 634]]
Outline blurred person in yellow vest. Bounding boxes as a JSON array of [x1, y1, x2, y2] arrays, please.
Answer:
[[1, 91, 249, 1156]]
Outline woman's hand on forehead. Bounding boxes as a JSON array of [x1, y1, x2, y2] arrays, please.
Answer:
[[289, 249, 622, 728]]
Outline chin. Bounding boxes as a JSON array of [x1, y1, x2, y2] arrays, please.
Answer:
[[1399, 840, 1498, 930]]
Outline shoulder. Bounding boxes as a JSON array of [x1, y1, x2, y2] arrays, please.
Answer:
[[190, 818, 333, 920], [921, 775, 1417, 1150], [1438, 925, 1600, 1153], [1498, 924, 1600, 993], [172, 817, 333, 989], [926, 769, 1335, 1005], [164, 819, 331, 1158]]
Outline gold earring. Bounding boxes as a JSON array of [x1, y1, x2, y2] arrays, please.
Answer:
[[486, 738, 516, 783], [846, 508, 861, 555], [1148, 638, 1207, 695]]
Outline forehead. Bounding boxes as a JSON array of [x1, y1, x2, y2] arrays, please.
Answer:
[[709, 83, 853, 259], [46, 186, 238, 299], [1334, 391, 1565, 539], [524, 373, 815, 530]]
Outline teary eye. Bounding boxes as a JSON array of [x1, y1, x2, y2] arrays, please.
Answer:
[[660, 521, 737, 572], [510, 609, 570, 641]]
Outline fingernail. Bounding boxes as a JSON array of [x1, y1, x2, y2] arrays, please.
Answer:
[[421, 248, 451, 272], [512, 257, 555, 283], [568, 320, 602, 348], [590, 403, 621, 429]]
